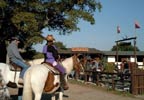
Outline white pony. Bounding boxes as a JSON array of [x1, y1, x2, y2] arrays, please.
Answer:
[[0, 63, 21, 87], [0, 69, 11, 100], [0, 62, 24, 100], [22, 55, 82, 100], [0, 58, 43, 88]]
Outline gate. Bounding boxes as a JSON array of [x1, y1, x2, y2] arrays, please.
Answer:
[[131, 63, 144, 95]]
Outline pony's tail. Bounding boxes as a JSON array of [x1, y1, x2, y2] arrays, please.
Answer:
[[22, 68, 33, 100]]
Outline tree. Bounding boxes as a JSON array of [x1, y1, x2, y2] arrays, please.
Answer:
[[111, 42, 140, 51], [0, 0, 102, 62], [0, 0, 102, 47], [54, 41, 66, 49]]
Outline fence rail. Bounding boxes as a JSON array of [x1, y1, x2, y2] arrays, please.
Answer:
[[84, 70, 131, 92], [84, 63, 144, 95]]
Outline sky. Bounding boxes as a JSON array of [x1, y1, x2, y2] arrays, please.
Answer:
[[34, 0, 144, 52]]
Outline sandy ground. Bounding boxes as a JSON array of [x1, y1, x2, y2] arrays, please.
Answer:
[[63, 83, 143, 100], [9, 82, 144, 100]]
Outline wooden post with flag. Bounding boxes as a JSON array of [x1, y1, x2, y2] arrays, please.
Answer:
[[117, 26, 120, 34], [134, 21, 140, 37], [116, 25, 121, 68], [134, 20, 140, 65]]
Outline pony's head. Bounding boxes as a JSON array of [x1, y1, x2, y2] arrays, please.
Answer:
[[72, 54, 84, 74]]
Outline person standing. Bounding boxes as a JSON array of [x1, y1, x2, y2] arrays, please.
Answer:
[[42, 34, 68, 90], [7, 36, 29, 85]]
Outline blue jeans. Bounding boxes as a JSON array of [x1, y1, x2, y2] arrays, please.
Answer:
[[11, 59, 29, 79]]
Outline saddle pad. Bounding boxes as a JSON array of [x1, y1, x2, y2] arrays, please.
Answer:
[[43, 63, 60, 75]]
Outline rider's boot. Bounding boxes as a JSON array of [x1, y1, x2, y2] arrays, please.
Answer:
[[60, 74, 69, 90]]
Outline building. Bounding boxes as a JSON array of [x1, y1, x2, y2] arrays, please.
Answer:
[[58, 47, 103, 58], [58, 47, 144, 69], [103, 51, 144, 69]]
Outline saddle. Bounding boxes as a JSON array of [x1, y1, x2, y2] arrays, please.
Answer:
[[43, 62, 60, 75], [9, 61, 22, 71], [42, 62, 60, 93], [6, 61, 22, 88]]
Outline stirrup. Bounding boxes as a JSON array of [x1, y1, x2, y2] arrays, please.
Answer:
[[7, 81, 17, 88]]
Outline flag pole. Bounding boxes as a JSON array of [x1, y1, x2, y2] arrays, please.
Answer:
[[134, 27, 136, 37], [116, 25, 120, 69], [134, 20, 140, 64]]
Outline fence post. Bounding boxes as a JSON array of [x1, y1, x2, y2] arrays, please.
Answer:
[[112, 74, 115, 90], [96, 71, 99, 85], [84, 71, 88, 82], [131, 62, 137, 95]]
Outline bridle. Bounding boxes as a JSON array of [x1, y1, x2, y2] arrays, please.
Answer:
[[72, 55, 84, 74]]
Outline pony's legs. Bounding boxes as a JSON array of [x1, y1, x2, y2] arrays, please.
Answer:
[[59, 91, 63, 100], [51, 91, 63, 100], [22, 68, 33, 100], [31, 77, 45, 100], [51, 94, 56, 100], [23, 66, 44, 100], [30, 65, 49, 100], [32, 82, 44, 100], [34, 93, 42, 100]]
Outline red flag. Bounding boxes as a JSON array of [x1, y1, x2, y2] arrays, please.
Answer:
[[135, 21, 140, 28], [117, 26, 120, 33]]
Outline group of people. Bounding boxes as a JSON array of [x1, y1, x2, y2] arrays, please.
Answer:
[[7, 34, 68, 89], [85, 58, 103, 72], [83, 58, 104, 82]]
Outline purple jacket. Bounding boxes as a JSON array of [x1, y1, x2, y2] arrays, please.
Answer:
[[43, 45, 58, 64]]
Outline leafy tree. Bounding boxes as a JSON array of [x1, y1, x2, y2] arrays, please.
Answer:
[[54, 41, 66, 49], [111, 42, 140, 51], [0, 0, 102, 62], [0, 0, 102, 47]]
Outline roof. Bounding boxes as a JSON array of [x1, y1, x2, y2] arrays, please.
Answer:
[[58, 48, 144, 56], [103, 51, 144, 56], [58, 48, 103, 54]]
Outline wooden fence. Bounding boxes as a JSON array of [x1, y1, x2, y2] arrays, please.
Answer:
[[84, 63, 144, 95], [131, 63, 144, 95], [84, 70, 131, 92]]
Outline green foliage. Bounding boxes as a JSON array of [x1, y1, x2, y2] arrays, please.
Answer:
[[104, 62, 115, 73], [32, 52, 44, 59], [0, 0, 6, 8], [0, 0, 102, 58], [11, 12, 38, 32], [111, 43, 140, 51], [54, 41, 67, 49], [0, 0, 102, 59]]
